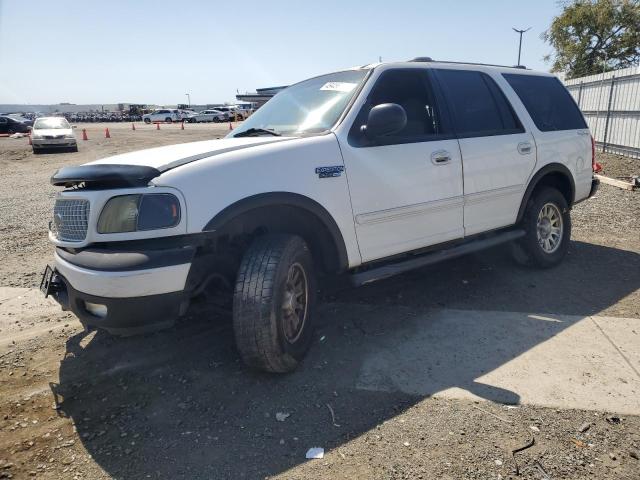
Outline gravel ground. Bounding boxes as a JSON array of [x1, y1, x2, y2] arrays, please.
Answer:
[[0, 127, 639, 479], [597, 152, 639, 180]]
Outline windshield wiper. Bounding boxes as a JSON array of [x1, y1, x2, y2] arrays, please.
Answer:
[[234, 127, 281, 137]]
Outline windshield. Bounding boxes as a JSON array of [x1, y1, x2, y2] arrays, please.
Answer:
[[230, 69, 369, 137], [34, 117, 70, 129]]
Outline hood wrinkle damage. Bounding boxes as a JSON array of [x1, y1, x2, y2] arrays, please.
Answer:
[[87, 136, 293, 173]]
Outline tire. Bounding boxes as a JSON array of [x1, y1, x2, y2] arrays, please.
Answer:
[[511, 187, 571, 268], [144, 118, 151, 124], [213, 117, 220, 123], [233, 234, 317, 373], [70, 145, 78, 152], [165, 117, 173, 123]]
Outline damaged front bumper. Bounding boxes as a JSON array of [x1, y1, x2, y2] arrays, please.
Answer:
[[41, 244, 195, 335]]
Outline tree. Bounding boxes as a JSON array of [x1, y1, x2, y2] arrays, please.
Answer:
[[543, 0, 640, 78]]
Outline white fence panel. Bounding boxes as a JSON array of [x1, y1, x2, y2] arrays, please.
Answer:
[[564, 66, 640, 158]]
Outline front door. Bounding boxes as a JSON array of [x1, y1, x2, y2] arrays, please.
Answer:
[[339, 68, 464, 263]]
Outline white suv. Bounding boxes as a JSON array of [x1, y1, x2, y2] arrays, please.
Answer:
[[43, 58, 598, 373], [142, 109, 182, 123]]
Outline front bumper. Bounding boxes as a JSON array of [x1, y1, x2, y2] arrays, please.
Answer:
[[49, 245, 194, 335], [33, 138, 77, 148]]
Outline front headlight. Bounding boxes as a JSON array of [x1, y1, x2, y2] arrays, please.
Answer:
[[32, 133, 43, 139], [97, 194, 181, 234]]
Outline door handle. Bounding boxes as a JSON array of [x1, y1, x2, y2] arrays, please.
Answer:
[[431, 150, 451, 165], [517, 142, 532, 155]]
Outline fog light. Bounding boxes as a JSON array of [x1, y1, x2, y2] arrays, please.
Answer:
[[85, 302, 107, 318]]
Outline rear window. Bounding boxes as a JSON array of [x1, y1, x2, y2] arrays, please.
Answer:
[[436, 69, 523, 138], [503, 74, 587, 131]]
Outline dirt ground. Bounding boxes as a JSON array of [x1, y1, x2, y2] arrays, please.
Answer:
[[0, 124, 639, 479]]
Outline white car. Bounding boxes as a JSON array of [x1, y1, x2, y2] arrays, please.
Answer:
[[44, 58, 598, 373], [142, 109, 182, 124], [214, 106, 245, 120], [31, 117, 77, 153], [187, 109, 228, 123]]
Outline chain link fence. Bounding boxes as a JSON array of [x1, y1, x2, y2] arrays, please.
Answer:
[[564, 66, 640, 159]]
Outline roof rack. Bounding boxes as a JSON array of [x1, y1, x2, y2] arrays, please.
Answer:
[[408, 57, 527, 69]]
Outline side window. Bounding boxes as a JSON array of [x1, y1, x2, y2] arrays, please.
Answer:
[[0, 117, 7, 124], [436, 69, 523, 138], [503, 74, 587, 131], [350, 68, 449, 146]]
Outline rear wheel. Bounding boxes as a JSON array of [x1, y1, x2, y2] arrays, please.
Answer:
[[233, 234, 316, 373], [511, 187, 571, 268], [144, 118, 151, 124], [165, 117, 173, 123]]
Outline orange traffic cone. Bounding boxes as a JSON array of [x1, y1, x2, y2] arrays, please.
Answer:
[[156, 122, 160, 130], [82, 129, 88, 141], [131, 123, 136, 131], [229, 122, 233, 131], [105, 128, 111, 139], [181, 121, 184, 130]]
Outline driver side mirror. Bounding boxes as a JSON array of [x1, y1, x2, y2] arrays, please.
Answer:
[[361, 103, 407, 138]]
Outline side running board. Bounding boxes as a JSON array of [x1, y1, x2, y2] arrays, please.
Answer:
[[350, 229, 525, 286]]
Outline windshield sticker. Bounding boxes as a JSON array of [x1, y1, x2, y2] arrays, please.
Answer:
[[320, 82, 357, 93]]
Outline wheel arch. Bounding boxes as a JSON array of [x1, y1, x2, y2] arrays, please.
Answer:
[[516, 163, 575, 223], [202, 192, 350, 273]]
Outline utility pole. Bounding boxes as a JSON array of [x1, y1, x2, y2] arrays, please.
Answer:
[[512, 27, 531, 66], [185, 93, 191, 107]]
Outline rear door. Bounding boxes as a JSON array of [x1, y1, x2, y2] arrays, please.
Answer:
[[339, 67, 464, 262], [0, 117, 7, 134], [502, 74, 592, 202], [434, 69, 536, 235]]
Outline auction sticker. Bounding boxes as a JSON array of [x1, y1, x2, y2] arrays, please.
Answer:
[[320, 82, 357, 92]]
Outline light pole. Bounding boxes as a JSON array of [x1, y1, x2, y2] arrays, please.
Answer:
[[185, 93, 191, 107], [512, 27, 531, 66]]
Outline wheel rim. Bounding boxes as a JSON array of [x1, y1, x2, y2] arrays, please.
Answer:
[[537, 202, 563, 254], [281, 263, 308, 343]]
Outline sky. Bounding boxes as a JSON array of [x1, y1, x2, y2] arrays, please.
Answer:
[[0, 0, 563, 106]]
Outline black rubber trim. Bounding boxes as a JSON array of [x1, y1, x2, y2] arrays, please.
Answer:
[[589, 177, 599, 198], [516, 163, 576, 223], [50, 273, 183, 335], [202, 192, 349, 271], [51, 164, 161, 187], [56, 245, 196, 272]]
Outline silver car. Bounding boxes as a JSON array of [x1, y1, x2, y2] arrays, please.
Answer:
[[31, 117, 77, 153]]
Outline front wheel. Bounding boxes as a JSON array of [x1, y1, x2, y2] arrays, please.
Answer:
[[511, 187, 571, 268], [233, 234, 316, 373], [144, 118, 151, 124], [165, 117, 173, 123]]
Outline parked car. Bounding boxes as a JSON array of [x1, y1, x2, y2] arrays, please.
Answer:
[[7, 115, 34, 127], [31, 117, 77, 153], [187, 109, 228, 123], [44, 58, 598, 373], [0, 115, 32, 134], [214, 106, 245, 120], [142, 109, 182, 124]]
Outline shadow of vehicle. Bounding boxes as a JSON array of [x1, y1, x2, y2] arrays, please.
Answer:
[[52, 241, 639, 478]]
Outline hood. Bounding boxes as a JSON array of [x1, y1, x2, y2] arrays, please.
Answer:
[[50, 136, 294, 188], [34, 128, 73, 137], [88, 136, 291, 171]]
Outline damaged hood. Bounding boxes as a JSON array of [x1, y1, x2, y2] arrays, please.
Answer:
[[88, 136, 292, 171], [51, 136, 293, 187]]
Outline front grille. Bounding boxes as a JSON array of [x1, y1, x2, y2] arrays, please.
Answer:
[[51, 199, 90, 242]]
